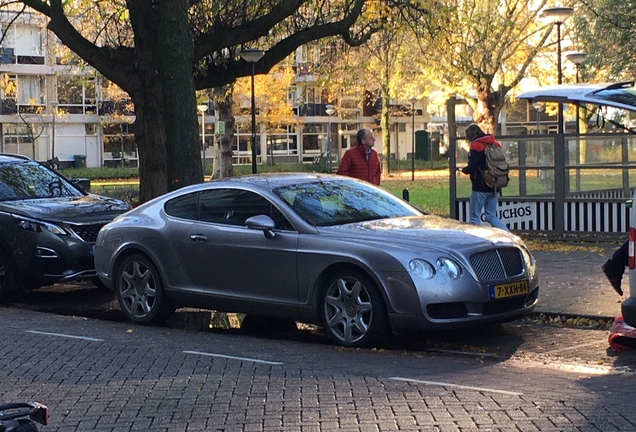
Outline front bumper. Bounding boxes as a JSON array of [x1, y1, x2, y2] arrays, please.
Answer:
[[389, 286, 539, 333], [13, 232, 98, 289], [622, 297, 636, 327]]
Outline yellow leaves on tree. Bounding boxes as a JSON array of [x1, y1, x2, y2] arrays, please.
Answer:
[[233, 65, 299, 131]]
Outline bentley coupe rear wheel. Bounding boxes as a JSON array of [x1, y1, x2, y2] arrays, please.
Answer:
[[321, 270, 389, 348], [115, 254, 174, 324]]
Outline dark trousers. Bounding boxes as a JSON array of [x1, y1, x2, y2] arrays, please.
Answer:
[[606, 240, 629, 275]]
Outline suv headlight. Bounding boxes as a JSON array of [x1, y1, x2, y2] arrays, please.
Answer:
[[13, 215, 67, 235]]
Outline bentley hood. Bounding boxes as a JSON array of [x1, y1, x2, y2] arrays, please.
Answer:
[[323, 215, 521, 250]]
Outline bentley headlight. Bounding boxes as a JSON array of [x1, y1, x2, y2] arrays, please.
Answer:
[[521, 247, 536, 279], [436, 257, 462, 280], [13, 215, 67, 235], [408, 259, 435, 279]]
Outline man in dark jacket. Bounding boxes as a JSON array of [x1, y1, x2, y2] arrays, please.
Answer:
[[460, 123, 508, 231], [337, 128, 381, 185]]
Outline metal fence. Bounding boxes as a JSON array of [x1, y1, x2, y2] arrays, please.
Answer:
[[449, 132, 636, 239]]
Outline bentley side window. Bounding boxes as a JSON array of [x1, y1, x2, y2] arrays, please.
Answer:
[[198, 189, 294, 230]]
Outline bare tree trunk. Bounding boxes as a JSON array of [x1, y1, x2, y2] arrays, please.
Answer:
[[380, 83, 391, 177], [128, 1, 168, 203], [157, 0, 202, 190], [212, 85, 235, 179], [124, 0, 202, 202], [381, 103, 390, 176], [474, 84, 506, 136], [132, 95, 169, 203]]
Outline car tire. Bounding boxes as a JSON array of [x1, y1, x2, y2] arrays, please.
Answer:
[[320, 270, 390, 348], [91, 277, 109, 290], [115, 254, 174, 324], [0, 247, 17, 302], [241, 315, 298, 336]]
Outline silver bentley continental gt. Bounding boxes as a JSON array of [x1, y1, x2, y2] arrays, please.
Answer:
[[94, 173, 539, 348]]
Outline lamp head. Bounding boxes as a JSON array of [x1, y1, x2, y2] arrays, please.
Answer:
[[239, 49, 265, 63], [566, 51, 587, 65], [532, 101, 545, 112], [540, 6, 573, 24]]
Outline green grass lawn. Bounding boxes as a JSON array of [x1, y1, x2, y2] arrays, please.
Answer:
[[381, 177, 451, 216]]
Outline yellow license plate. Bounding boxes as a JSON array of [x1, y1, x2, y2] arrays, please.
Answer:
[[489, 280, 529, 300]]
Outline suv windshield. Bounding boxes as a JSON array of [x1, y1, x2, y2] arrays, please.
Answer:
[[0, 162, 83, 200]]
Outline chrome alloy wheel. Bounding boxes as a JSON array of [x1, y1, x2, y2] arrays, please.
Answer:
[[322, 271, 387, 347], [116, 254, 173, 323]]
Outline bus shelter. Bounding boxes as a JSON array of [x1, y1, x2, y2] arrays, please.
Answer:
[[449, 132, 636, 240]]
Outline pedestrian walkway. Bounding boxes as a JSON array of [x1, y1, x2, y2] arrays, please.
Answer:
[[532, 242, 625, 319]]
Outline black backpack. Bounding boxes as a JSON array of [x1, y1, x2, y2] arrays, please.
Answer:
[[481, 142, 509, 190]]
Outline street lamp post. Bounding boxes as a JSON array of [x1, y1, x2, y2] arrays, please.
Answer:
[[566, 51, 587, 191], [325, 104, 335, 172], [197, 104, 208, 178], [541, 6, 573, 134], [49, 100, 58, 166], [239, 48, 265, 174], [566, 51, 587, 83], [428, 110, 435, 169], [409, 98, 417, 181], [566, 51, 587, 134], [532, 102, 545, 135]]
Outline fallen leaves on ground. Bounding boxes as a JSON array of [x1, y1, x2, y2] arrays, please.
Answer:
[[524, 238, 617, 254], [525, 313, 613, 330]]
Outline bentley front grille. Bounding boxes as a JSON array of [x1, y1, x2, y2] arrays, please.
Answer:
[[469, 247, 524, 282]]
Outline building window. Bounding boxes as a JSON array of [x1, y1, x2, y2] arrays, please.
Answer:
[[12, 75, 45, 111], [267, 127, 298, 159], [5, 24, 45, 64], [233, 122, 260, 165], [2, 123, 34, 158], [103, 123, 137, 165], [57, 75, 97, 114], [302, 123, 327, 161]]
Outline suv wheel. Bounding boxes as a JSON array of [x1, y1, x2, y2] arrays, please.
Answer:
[[0, 248, 16, 302]]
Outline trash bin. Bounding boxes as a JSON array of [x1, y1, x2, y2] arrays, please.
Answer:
[[415, 130, 429, 161], [74, 155, 86, 168]]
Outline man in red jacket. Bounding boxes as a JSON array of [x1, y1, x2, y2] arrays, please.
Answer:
[[336, 128, 382, 185]]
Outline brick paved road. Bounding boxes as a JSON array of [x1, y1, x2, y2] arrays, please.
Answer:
[[2, 307, 636, 431]]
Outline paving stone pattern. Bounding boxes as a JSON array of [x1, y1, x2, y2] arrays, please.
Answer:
[[2, 308, 636, 431]]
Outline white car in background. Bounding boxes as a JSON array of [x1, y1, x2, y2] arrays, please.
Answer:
[[518, 81, 636, 326]]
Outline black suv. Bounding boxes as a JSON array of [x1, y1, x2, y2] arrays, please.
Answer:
[[0, 154, 130, 300]]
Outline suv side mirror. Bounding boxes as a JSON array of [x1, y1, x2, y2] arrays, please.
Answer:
[[70, 178, 91, 193]]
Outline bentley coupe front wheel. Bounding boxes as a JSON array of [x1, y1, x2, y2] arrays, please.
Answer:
[[321, 270, 389, 348]]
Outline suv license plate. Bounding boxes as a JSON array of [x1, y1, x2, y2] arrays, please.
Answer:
[[489, 280, 528, 300]]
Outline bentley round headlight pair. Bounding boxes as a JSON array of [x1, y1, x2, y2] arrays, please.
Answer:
[[409, 257, 462, 280]]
